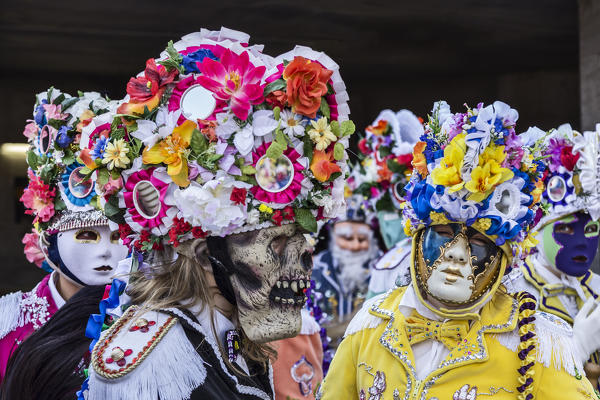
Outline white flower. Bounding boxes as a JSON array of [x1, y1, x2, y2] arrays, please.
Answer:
[[252, 110, 278, 136], [319, 176, 346, 219], [215, 112, 238, 139], [247, 209, 260, 225], [174, 172, 251, 236], [233, 124, 254, 156], [132, 109, 181, 149], [279, 110, 306, 137], [432, 101, 452, 126], [521, 126, 546, 147], [68, 92, 104, 119]]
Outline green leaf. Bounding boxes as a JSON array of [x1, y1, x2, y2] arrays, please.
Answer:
[[110, 168, 121, 180], [302, 134, 313, 161], [165, 40, 183, 63], [273, 106, 281, 121], [61, 149, 75, 166], [79, 166, 92, 175], [330, 121, 341, 137], [240, 165, 256, 175], [379, 146, 392, 158], [53, 93, 66, 105], [97, 168, 110, 188], [158, 40, 184, 73], [61, 97, 79, 111], [266, 141, 285, 160], [207, 153, 224, 163], [319, 99, 330, 119], [333, 142, 345, 161], [263, 79, 286, 96], [46, 119, 65, 130], [26, 151, 38, 169], [340, 120, 356, 137], [104, 195, 125, 224], [54, 196, 67, 212], [275, 130, 288, 148], [295, 208, 317, 233], [375, 192, 394, 212], [387, 158, 404, 173], [328, 171, 342, 182], [190, 129, 208, 156]]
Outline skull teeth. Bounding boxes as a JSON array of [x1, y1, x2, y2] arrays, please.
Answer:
[[291, 281, 298, 293]]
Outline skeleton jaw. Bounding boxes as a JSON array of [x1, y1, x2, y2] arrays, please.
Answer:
[[270, 275, 311, 307]]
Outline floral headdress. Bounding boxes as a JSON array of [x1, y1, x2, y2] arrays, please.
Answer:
[[535, 123, 600, 228], [351, 109, 423, 222], [20, 88, 119, 267], [92, 27, 354, 251], [403, 100, 547, 259]]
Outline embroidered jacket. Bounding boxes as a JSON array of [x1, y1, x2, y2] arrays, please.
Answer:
[[88, 306, 274, 400], [317, 286, 596, 400], [0, 274, 59, 381], [311, 250, 371, 322], [519, 257, 600, 365]]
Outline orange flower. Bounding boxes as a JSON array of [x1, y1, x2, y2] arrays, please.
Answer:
[[412, 141, 428, 178], [376, 159, 392, 182], [117, 87, 165, 116], [366, 120, 388, 136], [76, 109, 95, 132], [310, 149, 341, 182], [283, 57, 333, 119]]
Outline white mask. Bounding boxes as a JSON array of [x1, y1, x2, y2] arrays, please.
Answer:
[[56, 225, 129, 286]]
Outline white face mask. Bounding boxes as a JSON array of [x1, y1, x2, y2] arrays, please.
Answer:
[[425, 234, 474, 303], [56, 225, 129, 286]]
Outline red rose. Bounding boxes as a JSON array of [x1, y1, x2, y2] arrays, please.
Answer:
[[283, 206, 295, 221], [358, 138, 369, 154], [272, 210, 284, 226], [230, 188, 248, 205], [192, 227, 207, 239], [560, 146, 580, 171], [396, 153, 413, 166]]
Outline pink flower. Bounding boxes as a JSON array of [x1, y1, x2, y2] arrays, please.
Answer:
[[196, 49, 266, 120], [20, 170, 56, 223], [22, 229, 45, 267], [23, 121, 38, 140], [42, 104, 68, 120], [99, 176, 123, 197]]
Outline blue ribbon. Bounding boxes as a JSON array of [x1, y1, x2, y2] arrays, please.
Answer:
[[76, 278, 126, 400]]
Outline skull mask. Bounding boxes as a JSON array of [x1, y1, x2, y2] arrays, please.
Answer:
[[207, 224, 312, 343], [415, 224, 502, 306]]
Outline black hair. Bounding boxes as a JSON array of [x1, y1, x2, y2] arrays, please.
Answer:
[[0, 285, 105, 400]]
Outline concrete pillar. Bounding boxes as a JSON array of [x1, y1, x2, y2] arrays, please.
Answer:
[[580, 0, 600, 273]]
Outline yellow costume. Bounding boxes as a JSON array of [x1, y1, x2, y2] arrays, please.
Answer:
[[318, 286, 597, 400]]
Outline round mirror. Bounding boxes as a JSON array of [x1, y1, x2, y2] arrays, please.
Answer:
[[40, 125, 53, 154], [180, 85, 217, 121], [68, 167, 94, 199], [392, 181, 404, 202], [132, 180, 161, 219], [255, 154, 294, 193], [547, 175, 567, 202]]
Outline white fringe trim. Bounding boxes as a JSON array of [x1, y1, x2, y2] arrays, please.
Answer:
[[501, 267, 534, 295], [344, 293, 385, 337], [166, 308, 273, 400], [88, 322, 207, 400], [0, 291, 22, 340], [493, 311, 583, 376], [300, 308, 321, 335]]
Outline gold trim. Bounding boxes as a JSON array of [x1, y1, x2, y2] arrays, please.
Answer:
[[91, 306, 178, 379]]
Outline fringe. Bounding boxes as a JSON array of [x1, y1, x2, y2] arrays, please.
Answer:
[[0, 291, 22, 340], [300, 308, 321, 335], [502, 267, 534, 295], [88, 322, 207, 400], [493, 311, 583, 376], [344, 294, 385, 337]]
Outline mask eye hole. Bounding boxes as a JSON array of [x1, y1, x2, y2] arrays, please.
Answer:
[[469, 233, 491, 247], [110, 231, 120, 244], [585, 222, 600, 237], [433, 225, 454, 238], [555, 223, 574, 235], [75, 229, 100, 243], [270, 235, 289, 257]]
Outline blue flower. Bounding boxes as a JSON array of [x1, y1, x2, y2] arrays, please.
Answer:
[[91, 136, 109, 159], [56, 126, 73, 148], [34, 100, 48, 126], [182, 49, 218, 74]]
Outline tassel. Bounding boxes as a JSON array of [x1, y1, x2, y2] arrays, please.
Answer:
[[0, 291, 22, 340]]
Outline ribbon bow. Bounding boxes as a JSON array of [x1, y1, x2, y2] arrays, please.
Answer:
[[405, 311, 470, 350]]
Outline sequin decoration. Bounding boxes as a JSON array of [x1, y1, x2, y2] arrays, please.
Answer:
[[19, 291, 50, 330], [129, 318, 156, 333], [105, 346, 133, 367], [290, 355, 315, 397]]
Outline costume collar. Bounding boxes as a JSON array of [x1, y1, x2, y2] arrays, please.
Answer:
[[369, 286, 518, 381], [48, 271, 66, 309], [185, 301, 237, 348]]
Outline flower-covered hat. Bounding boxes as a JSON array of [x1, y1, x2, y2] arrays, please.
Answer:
[[535, 123, 600, 228], [92, 27, 355, 251], [20, 88, 119, 267], [351, 109, 423, 223], [403, 100, 547, 258]]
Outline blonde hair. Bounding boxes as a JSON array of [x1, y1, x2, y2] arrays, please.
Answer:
[[127, 247, 276, 372]]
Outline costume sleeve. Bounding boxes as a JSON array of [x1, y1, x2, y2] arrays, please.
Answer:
[[317, 333, 358, 399]]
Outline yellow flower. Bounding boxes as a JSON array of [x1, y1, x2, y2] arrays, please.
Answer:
[[465, 145, 514, 202], [531, 178, 544, 206], [259, 204, 273, 214], [472, 218, 492, 233], [431, 133, 466, 192], [404, 219, 413, 236], [308, 117, 337, 151], [102, 139, 130, 170], [429, 211, 450, 225], [142, 120, 195, 187]]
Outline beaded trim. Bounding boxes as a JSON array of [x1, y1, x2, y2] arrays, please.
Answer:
[[48, 210, 108, 233], [92, 306, 177, 379], [515, 292, 537, 400]]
